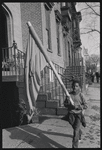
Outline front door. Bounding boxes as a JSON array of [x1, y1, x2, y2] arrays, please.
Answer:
[[2, 82, 19, 129], [1, 7, 9, 61]]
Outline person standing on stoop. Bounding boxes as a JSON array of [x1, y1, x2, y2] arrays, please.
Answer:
[[66, 80, 88, 148]]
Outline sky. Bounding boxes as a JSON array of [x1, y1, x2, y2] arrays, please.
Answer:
[[76, 2, 100, 56]]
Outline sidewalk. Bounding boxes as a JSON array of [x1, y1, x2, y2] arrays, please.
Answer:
[[86, 82, 100, 100], [2, 83, 100, 148]]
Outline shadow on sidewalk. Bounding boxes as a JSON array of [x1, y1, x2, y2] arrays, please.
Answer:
[[5, 124, 73, 148], [39, 115, 63, 124], [39, 115, 52, 124]]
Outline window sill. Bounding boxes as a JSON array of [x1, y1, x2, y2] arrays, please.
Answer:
[[57, 53, 61, 57], [47, 48, 53, 53]]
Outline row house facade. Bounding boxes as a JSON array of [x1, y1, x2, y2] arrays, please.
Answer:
[[2, 2, 84, 129]]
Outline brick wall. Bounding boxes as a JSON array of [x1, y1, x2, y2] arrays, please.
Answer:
[[62, 66, 85, 91], [41, 3, 65, 68], [20, 3, 43, 52]]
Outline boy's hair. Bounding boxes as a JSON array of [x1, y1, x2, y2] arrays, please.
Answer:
[[72, 80, 81, 88]]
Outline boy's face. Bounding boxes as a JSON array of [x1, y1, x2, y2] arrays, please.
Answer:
[[72, 83, 80, 93]]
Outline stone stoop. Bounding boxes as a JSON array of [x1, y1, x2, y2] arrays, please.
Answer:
[[57, 107, 68, 115], [36, 93, 68, 116], [16, 82, 68, 116], [37, 106, 68, 116]]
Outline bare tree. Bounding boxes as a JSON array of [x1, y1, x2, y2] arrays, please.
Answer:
[[90, 54, 100, 65], [76, 2, 100, 55], [85, 54, 100, 72], [77, 2, 100, 35]]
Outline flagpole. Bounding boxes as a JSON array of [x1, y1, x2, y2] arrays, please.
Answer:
[[27, 21, 74, 105]]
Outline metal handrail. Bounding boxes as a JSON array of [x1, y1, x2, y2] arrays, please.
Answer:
[[2, 43, 66, 105], [40, 64, 66, 106], [2, 42, 25, 76], [2, 41, 84, 106]]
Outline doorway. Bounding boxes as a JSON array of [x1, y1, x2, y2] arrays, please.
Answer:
[[1, 7, 8, 48], [1, 6, 9, 61], [2, 82, 19, 129]]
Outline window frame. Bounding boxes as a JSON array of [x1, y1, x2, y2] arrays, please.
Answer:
[[56, 20, 61, 56], [68, 41, 70, 66], [45, 6, 52, 52]]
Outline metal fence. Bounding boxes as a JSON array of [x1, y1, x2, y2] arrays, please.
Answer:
[[39, 63, 83, 106], [39, 63, 67, 106], [2, 41, 84, 106], [2, 42, 68, 106], [2, 41, 25, 76]]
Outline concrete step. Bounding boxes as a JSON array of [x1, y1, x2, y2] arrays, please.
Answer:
[[46, 100, 59, 108], [37, 93, 48, 101], [36, 99, 60, 109], [16, 83, 68, 116], [37, 106, 68, 116], [57, 107, 68, 115]]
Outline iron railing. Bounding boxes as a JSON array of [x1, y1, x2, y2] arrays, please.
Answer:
[[39, 63, 67, 106], [2, 42, 68, 106], [39, 63, 82, 106], [2, 41, 84, 106], [2, 41, 25, 76]]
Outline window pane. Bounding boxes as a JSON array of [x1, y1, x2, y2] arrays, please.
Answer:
[[68, 42, 70, 65], [46, 29, 50, 49], [49, 69, 54, 82], [73, 20, 76, 28], [46, 29, 48, 49], [45, 10, 49, 29], [62, 2, 66, 7], [56, 22, 60, 55], [45, 7, 51, 50]]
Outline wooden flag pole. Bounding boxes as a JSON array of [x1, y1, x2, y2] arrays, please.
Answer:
[[27, 21, 74, 105]]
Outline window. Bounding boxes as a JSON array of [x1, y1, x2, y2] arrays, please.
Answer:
[[45, 7, 52, 52], [68, 41, 70, 66], [71, 45, 73, 65], [49, 69, 54, 82], [56, 21, 61, 55], [61, 2, 68, 7], [55, 10, 62, 56], [73, 20, 76, 29], [1, 5, 14, 61], [62, 2, 66, 7], [46, 29, 50, 50]]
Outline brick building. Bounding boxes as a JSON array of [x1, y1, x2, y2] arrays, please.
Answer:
[[2, 2, 84, 128]]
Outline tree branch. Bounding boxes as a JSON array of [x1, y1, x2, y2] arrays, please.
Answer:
[[80, 28, 100, 34], [79, 4, 100, 12], [79, 6, 90, 12], [85, 2, 100, 16]]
